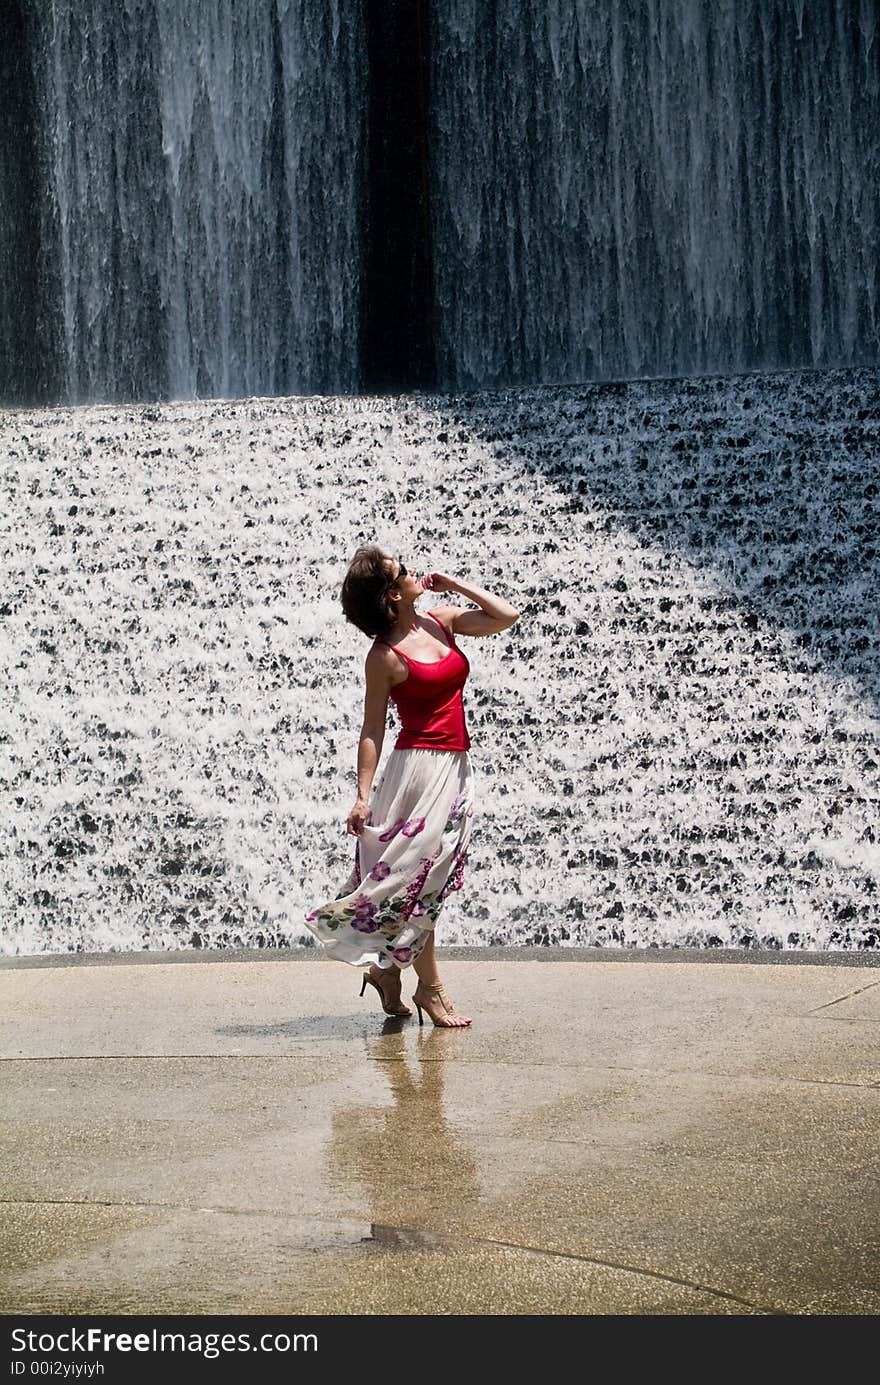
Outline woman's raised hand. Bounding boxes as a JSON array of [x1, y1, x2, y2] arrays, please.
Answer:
[[347, 797, 368, 836], [421, 571, 457, 593]]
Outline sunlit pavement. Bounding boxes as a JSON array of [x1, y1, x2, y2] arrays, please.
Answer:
[[1, 949, 878, 1316]]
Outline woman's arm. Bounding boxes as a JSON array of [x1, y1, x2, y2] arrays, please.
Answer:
[[347, 646, 393, 835], [423, 572, 520, 637]]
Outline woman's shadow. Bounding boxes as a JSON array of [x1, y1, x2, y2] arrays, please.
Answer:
[[326, 1026, 480, 1237]]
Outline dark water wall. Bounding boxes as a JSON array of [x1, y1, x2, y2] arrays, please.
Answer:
[[361, 0, 435, 391], [430, 0, 880, 390], [1, 2, 879, 404], [1, 0, 365, 404], [0, 0, 46, 404]]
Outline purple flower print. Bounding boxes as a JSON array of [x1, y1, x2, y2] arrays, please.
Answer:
[[305, 908, 319, 923], [351, 897, 380, 932], [401, 816, 426, 838], [352, 915, 381, 933], [440, 849, 468, 901], [401, 855, 437, 920], [466, 805, 474, 819], [449, 793, 466, 820], [369, 859, 391, 881], [410, 900, 427, 917], [391, 946, 413, 963], [378, 817, 405, 842]]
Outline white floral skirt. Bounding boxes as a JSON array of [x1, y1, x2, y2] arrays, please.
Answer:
[[305, 748, 474, 970]]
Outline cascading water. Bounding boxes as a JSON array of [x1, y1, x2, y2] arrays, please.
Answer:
[[2, 369, 878, 955], [429, 0, 880, 390], [20, 0, 364, 403], [2, 2, 878, 403]]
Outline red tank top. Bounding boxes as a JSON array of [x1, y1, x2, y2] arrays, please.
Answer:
[[378, 611, 471, 752]]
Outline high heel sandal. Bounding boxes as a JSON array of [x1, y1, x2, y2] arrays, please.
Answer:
[[359, 965, 412, 1017], [412, 981, 472, 1028]]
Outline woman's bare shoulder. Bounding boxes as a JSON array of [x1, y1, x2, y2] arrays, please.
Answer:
[[365, 638, 393, 665], [365, 639, 402, 682], [427, 604, 461, 633]]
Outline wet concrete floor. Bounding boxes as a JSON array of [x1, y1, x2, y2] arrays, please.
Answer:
[[0, 949, 878, 1315]]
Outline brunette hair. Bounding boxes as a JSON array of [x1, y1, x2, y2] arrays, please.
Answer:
[[340, 545, 398, 637]]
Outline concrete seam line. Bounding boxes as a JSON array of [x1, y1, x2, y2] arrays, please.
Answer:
[[0, 1197, 370, 1229], [0, 1196, 859, 1314], [4, 951, 880, 970], [0, 1199, 373, 1244], [367, 1223, 782, 1314], [807, 979, 880, 1013], [0, 1054, 878, 1090]]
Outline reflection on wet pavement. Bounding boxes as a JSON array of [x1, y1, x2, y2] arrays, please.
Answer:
[[328, 1029, 481, 1233]]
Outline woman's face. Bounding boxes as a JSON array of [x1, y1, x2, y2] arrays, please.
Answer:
[[384, 555, 425, 603]]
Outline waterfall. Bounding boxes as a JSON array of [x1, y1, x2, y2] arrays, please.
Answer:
[[3, 369, 878, 954], [20, 0, 364, 403], [430, 0, 880, 389], [1, 2, 878, 402]]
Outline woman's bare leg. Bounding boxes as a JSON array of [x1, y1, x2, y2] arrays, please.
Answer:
[[365, 963, 411, 1016], [412, 933, 472, 1027], [412, 931, 441, 986]]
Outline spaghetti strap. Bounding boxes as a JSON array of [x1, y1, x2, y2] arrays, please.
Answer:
[[375, 637, 410, 668], [427, 610, 455, 648], [376, 614, 456, 665]]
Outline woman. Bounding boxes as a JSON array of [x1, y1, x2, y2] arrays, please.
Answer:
[[305, 546, 519, 1027]]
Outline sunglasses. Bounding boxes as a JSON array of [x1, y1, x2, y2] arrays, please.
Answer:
[[388, 558, 407, 586]]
